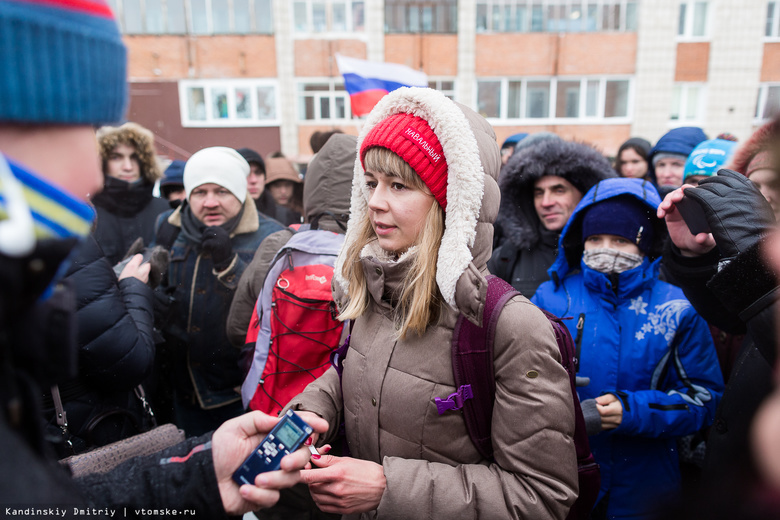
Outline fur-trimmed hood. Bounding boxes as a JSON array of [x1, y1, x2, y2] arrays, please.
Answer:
[[97, 122, 162, 183], [729, 118, 780, 176], [549, 177, 666, 283], [498, 139, 617, 250], [334, 87, 500, 308]]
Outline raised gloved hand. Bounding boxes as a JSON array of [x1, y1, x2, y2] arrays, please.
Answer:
[[684, 169, 776, 260], [201, 226, 234, 271]]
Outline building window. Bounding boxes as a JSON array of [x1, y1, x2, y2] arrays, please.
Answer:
[[298, 81, 353, 122], [767, 1, 780, 38], [678, 0, 708, 39], [756, 84, 780, 121], [292, 0, 365, 34], [385, 0, 458, 33], [428, 79, 456, 99], [670, 83, 706, 123], [179, 79, 278, 127], [476, 77, 631, 121], [476, 1, 638, 33], [106, 0, 273, 34]]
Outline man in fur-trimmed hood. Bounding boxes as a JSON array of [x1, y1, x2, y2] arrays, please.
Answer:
[[92, 122, 170, 264], [489, 138, 617, 297]]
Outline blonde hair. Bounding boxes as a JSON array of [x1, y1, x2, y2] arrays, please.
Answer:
[[338, 147, 445, 339]]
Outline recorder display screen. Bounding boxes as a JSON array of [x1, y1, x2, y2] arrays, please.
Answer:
[[276, 421, 304, 448]]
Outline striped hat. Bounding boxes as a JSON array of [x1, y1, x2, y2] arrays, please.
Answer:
[[0, 0, 127, 126], [360, 113, 449, 210]]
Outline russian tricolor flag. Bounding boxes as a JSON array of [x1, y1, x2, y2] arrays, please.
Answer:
[[336, 54, 428, 117]]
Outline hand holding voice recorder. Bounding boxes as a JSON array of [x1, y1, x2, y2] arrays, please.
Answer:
[[232, 409, 314, 487]]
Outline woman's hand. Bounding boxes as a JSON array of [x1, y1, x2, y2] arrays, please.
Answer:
[[300, 454, 386, 515]]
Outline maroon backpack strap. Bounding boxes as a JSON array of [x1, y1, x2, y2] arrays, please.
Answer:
[[440, 275, 517, 461]]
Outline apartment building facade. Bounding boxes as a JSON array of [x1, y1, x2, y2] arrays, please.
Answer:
[[115, 0, 780, 161]]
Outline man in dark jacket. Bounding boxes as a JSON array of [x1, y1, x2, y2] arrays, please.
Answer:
[[488, 139, 617, 297], [659, 168, 778, 495], [0, 0, 323, 515], [156, 147, 284, 436], [93, 122, 171, 265]]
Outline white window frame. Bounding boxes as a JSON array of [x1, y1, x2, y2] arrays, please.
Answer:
[[755, 83, 780, 122], [669, 82, 707, 126], [765, 1, 780, 39], [677, 0, 710, 41], [108, 0, 273, 34], [297, 79, 353, 123], [178, 79, 280, 127], [475, 0, 638, 34], [292, 0, 366, 39], [475, 76, 633, 125], [427, 78, 457, 100]]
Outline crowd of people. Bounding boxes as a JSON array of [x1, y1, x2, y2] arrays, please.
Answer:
[[4, 1, 780, 519]]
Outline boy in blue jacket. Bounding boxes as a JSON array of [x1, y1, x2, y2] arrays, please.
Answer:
[[532, 177, 724, 520]]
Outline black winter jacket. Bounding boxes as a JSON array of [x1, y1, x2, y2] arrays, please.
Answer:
[[42, 235, 156, 452], [488, 226, 559, 298], [0, 237, 227, 518], [663, 238, 778, 482]]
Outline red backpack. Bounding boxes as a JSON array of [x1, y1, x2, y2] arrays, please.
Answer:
[[241, 229, 345, 415]]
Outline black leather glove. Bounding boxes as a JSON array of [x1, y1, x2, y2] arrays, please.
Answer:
[[684, 169, 776, 259], [200, 226, 234, 271]]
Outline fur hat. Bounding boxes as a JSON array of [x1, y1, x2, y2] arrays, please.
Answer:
[[746, 150, 774, 177], [360, 113, 448, 210], [729, 118, 780, 177], [0, 0, 127, 126], [498, 139, 618, 249], [97, 123, 162, 183], [184, 147, 249, 203]]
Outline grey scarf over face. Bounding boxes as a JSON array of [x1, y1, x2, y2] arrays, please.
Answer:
[[583, 248, 643, 274]]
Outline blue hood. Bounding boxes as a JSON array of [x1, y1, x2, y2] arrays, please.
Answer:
[[548, 178, 665, 283]]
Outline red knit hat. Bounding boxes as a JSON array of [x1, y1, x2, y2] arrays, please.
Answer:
[[360, 113, 448, 210]]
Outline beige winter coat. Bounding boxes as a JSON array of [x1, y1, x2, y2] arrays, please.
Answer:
[[287, 88, 577, 520]]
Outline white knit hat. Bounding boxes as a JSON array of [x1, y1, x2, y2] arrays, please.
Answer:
[[184, 147, 250, 203]]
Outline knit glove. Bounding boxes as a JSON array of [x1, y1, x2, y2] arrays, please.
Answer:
[[684, 169, 776, 261], [201, 226, 234, 272]]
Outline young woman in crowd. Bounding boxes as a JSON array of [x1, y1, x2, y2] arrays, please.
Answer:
[[614, 137, 652, 180], [284, 87, 578, 519], [531, 177, 724, 520]]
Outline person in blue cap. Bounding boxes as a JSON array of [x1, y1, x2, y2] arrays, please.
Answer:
[[160, 159, 186, 206], [500, 132, 528, 165], [683, 138, 739, 186], [532, 177, 724, 520], [648, 127, 708, 193]]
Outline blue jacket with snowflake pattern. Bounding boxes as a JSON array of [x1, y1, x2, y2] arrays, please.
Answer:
[[531, 178, 724, 520]]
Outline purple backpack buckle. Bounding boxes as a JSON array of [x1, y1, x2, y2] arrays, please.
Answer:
[[435, 385, 473, 414]]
